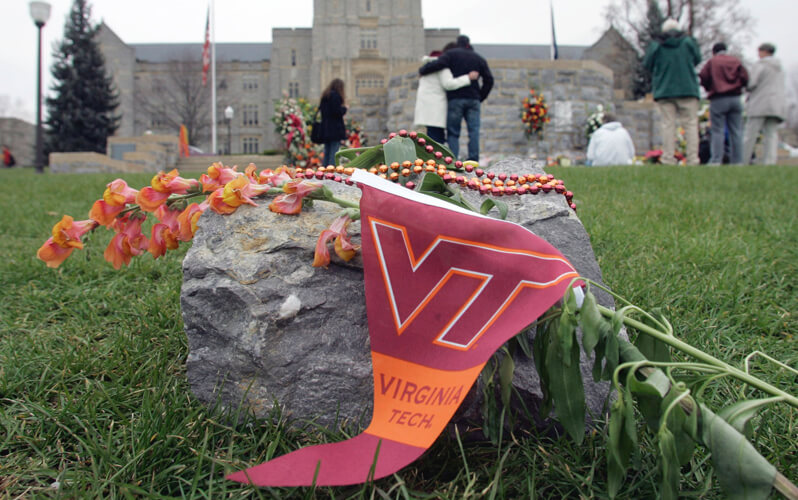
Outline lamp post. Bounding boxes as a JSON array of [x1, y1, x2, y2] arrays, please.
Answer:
[[30, 1, 51, 174], [224, 105, 234, 155]]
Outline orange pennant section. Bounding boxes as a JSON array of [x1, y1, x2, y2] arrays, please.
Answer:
[[365, 351, 485, 449]]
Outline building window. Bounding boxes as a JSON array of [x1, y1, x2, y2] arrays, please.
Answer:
[[242, 104, 259, 126], [291, 49, 296, 66], [355, 74, 384, 96], [365, 0, 371, 11], [242, 137, 260, 154], [288, 82, 300, 98], [360, 29, 377, 50], [242, 76, 259, 91]]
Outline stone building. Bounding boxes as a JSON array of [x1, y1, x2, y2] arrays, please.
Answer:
[[99, 0, 653, 162]]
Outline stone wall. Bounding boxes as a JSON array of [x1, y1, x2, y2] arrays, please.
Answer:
[[49, 152, 150, 174], [384, 59, 665, 163]]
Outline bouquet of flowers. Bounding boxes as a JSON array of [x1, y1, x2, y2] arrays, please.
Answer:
[[271, 95, 323, 168], [344, 119, 367, 149], [520, 88, 550, 139], [585, 104, 606, 139]]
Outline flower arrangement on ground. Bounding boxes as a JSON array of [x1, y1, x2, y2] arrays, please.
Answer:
[[271, 95, 323, 168], [520, 87, 550, 139], [585, 104, 606, 139]]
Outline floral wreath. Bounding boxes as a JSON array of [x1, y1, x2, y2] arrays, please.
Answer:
[[520, 87, 550, 139]]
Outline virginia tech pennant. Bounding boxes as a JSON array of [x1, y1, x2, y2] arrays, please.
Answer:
[[227, 170, 579, 487]]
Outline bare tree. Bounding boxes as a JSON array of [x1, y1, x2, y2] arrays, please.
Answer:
[[134, 59, 219, 146], [606, 0, 754, 61]]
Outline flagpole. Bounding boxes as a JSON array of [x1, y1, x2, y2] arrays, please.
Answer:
[[210, 0, 217, 154]]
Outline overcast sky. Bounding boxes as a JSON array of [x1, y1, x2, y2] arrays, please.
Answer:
[[1, 0, 795, 122]]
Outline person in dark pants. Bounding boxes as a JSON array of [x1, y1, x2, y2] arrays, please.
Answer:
[[418, 35, 493, 162], [2, 145, 15, 167], [699, 42, 748, 164], [318, 79, 348, 166]]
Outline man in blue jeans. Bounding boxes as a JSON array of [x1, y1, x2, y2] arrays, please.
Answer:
[[419, 35, 493, 161], [699, 42, 748, 164]]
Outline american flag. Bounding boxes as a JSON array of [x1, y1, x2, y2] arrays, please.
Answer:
[[201, 8, 210, 86]]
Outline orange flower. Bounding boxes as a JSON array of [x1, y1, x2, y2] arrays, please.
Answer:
[[148, 223, 180, 258], [89, 199, 125, 227], [102, 179, 139, 207], [177, 202, 207, 241], [268, 179, 321, 215], [103, 216, 149, 270], [208, 188, 237, 215], [200, 163, 239, 192], [36, 215, 98, 268], [153, 204, 181, 232], [150, 169, 199, 194], [221, 176, 271, 208], [136, 186, 171, 212], [312, 216, 359, 267]]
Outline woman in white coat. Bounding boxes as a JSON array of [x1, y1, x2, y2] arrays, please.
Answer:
[[413, 44, 479, 144]]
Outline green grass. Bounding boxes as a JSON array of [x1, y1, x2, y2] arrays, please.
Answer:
[[1, 165, 795, 498]]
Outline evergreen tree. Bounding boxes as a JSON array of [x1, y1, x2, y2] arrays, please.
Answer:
[[632, 0, 665, 98], [45, 0, 119, 155]]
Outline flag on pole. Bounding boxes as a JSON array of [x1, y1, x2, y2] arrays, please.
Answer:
[[550, 1, 559, 60], [226, 171, 580, 487], [179, 125, 190, 157], [201, 7, 211, 86]]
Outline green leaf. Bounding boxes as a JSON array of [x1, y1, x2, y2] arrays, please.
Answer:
[[513, 326, 533, 359], [383, 136, 418, 167], [545, 324, 585, 443], [557, 294, 578, 367], [339, 145, 385, 169], [659, 383, 695, 466], [578, 290, 611, 356], [636, 314, 671, 364], [479, 198, 508, 220], [657, 425, 681, 500], [499, 351, 515, 409], [699, 404, 776, 500], [627, 368, 670, 431], [717, 398, 774, 438], [607, 394, 632, 498], [533, 316, 554, 417], [417, 171, 448, 195]]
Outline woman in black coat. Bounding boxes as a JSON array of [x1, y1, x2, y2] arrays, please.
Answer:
[[318, 78, 348, 166]]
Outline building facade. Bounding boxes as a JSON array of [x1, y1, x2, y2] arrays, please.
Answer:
[[99, 0, 644, 160]]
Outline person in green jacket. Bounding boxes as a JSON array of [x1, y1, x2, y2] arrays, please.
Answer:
[[644, 19, 702, 165]]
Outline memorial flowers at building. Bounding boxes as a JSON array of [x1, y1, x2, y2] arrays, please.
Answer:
[[520, 87, 550, 139], [271, 95, 323, 168]]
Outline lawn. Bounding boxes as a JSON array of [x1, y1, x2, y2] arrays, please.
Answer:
[[1, 164, 795, 498]]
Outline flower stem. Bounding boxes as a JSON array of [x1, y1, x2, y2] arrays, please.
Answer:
[[598, 304, 798, 409]]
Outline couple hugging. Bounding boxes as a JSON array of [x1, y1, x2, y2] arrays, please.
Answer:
[[414, 35, 494, 162]]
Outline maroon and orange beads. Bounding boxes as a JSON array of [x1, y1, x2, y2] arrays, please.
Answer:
[[289, 160, 576, 212]]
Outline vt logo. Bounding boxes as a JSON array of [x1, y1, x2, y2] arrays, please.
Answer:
[[370, 217, 578, 352]]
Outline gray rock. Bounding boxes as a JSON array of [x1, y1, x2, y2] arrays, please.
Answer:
[[182, 156, 616, 433]]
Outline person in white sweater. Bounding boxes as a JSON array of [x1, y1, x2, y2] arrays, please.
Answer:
[[413, 44, 479, 145], [586, 113, 636, 166]]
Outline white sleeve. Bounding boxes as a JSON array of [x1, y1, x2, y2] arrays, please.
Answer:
[[586, 134, 596, 163], [439, 68, 473, 91], [624, 130, 635, 162]]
